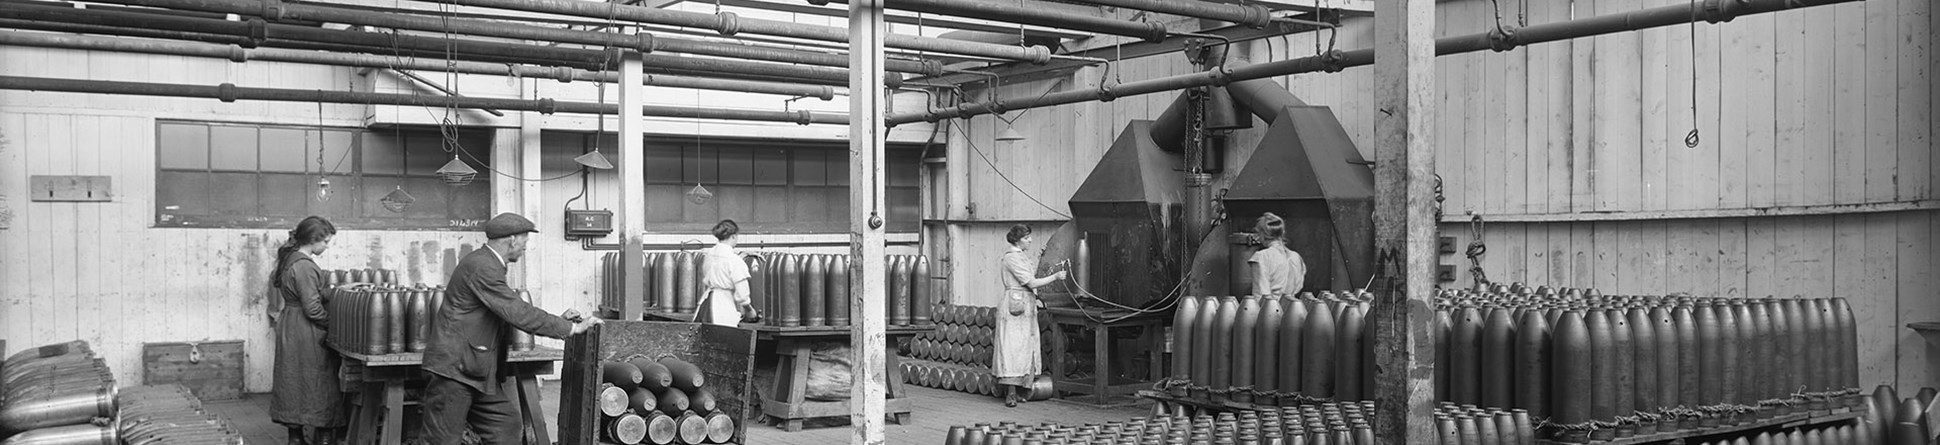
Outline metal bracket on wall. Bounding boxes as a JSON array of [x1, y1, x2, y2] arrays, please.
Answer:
[[30, 175, 113, 202]]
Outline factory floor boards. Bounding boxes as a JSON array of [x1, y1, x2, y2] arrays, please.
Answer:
[[209, 382, 1151, 444]]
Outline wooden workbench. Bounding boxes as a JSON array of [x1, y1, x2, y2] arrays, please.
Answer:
[[330, 344, 561, 445], [1043, 306, 1168, 406]]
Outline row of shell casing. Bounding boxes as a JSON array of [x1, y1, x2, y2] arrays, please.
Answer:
[[599, 252, 935, 327], [594, 357, 734, 445], [115, 384, 247, 445], [943, 401, 1387, 445], [1428, 289, 1864, 443], [321, 268, 400, 287], [323, 285, 540, 356], [1867, 386, 1936, 445], [901, 304, 997, 367], [1688, 423, 1864, 445], [1168, 292, 1380, 405], [0, 340, 117, 442], [1432, 403, 1537, 445], [898, 360, 1052, 401]]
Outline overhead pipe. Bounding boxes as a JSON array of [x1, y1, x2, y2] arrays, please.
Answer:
[[434, 0, 1053, 64], [1057, 0, 1271, 28], [0, 5, 902, 88], [891, 0, 1859, 125], [1149, 74, 1305, 151], [807, 0, 1168, 43], [73, 0, 946, 75], [0, 76, 852, 125]]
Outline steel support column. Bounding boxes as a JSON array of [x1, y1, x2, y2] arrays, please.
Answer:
[[618, 51, 647, 321], [847, 0, 889, 443]]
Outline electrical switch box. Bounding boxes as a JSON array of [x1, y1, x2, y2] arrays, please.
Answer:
[[565, 209, 613, 239]]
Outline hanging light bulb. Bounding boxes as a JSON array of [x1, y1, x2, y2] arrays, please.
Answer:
[[380, 185, 416, 213], [316, 177, 332, 202], [436, 154, 478, 187]]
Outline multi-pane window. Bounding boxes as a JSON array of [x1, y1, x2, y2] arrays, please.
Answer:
[[155, 121, 493, 229], [551, 134, 921, 233]]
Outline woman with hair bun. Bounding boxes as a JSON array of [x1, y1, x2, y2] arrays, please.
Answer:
[[1248, 212, 1307, 295], [269, 216, 344, 445]]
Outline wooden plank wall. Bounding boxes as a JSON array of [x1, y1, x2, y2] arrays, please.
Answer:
[[1438, 212, 1940, 391]]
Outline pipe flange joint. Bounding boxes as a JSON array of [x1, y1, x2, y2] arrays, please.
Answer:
[[227, 45, 248, 63], [714, 12, 740, 36], [1203, 66, 1234, 86], [1700, 0, 1739, 23], [553, 66, 574, 83], [633, 32, 656, 54], [1487, 26, 1519, 52], [1023, 45, 1053, 65], [813, 86, 835, 101], [259, 0, 285, 21], [1238, 4, 1272, 29], [987, 100, 1008, 116], [1094, 82, 1118, 102], [794, 110, 813, 126], [1140, 22, 1168, 43], [216, 83, 238, 103], [1320, 49, 1348, 73], [243, 18, 268, 49], [537, 98, 557, 115], [917, 60, 946, 77]]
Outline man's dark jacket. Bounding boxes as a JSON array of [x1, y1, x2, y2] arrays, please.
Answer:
[[422, 247, 571, 394]]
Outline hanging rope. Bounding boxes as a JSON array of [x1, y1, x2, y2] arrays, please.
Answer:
[[1684, 0, 1702, 149]]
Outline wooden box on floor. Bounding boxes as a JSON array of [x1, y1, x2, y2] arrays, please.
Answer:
[[561, 321, 757, 445], [142, 340, 245, 400]]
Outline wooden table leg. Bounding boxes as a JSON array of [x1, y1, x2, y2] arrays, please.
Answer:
[[1050, 320, 1068, 389], [381, 382, 406, 445], [1092, 323, 1109, 405], [518, 375, 552, 445], [886, 338, 911, 425], [774, 339, 810, 432], [351, 381, 384, 445]]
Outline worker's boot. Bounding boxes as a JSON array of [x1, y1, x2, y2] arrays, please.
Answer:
[[287, 426, 306, 445]]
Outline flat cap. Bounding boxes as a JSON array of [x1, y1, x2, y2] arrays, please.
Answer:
[[483, 212, 539, 239]]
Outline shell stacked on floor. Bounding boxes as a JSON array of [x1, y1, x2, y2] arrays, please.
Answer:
[[1428, 284, 1864, 443], [1431, 404, 1537, 445], [600, 252, 933, 326], [593, 356, 735, 445], [1865, 385, 1936, 445], [1164, 291, 1377, 405], [116, 384, 247, 444], [941, 401, 1509, 445], [0, 341, 118, 444], [898, 304, 1017, 398]]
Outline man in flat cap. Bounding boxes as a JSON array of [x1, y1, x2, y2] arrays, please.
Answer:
[[418, 212, 600, 445]]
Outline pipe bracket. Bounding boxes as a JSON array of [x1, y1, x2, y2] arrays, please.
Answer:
[[227, 45, 248, 63], [1203, 66, 1234, 87], [987, 99, 1008, 116], [1319, 49, 1347, 73], [243, 18, 268, 49], [259, 0, 286, 21], [1487, 26, 1520, 52], [714, 12, 741, 36], [217, 83, 238, 103], [1094, 82, 1118, 102]]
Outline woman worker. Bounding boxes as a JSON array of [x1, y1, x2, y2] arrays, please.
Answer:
[[269, 216, 344, 445], [1248, 212, 1308, 295], [698, 219, 755, 326], [995, 224, 1069, 407]]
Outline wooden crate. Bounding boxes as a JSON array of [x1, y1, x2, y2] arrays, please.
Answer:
[[561, 321, 757, 445], [142, 340, 245, 401]]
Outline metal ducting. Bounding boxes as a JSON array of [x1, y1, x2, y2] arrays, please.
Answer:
[[437, 0, 1052, 63], [891, 0, 1862, 124], [0, 32, 836, 99], [0, 4, 905, 88], [0, 76, 852, 125], [1220, 105, 1375, 293], [73, 0, 946, 75], [809, 0, 1168, 43], [1064, 120, 1186, 310]]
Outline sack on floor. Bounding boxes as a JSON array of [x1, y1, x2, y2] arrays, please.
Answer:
[[805, 341, 853, 402]]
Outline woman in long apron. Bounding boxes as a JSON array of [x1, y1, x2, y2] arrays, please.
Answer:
[[698, 219, 753, 326], [994, 224, 1069, 407], [270, 216, 344, 445]]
